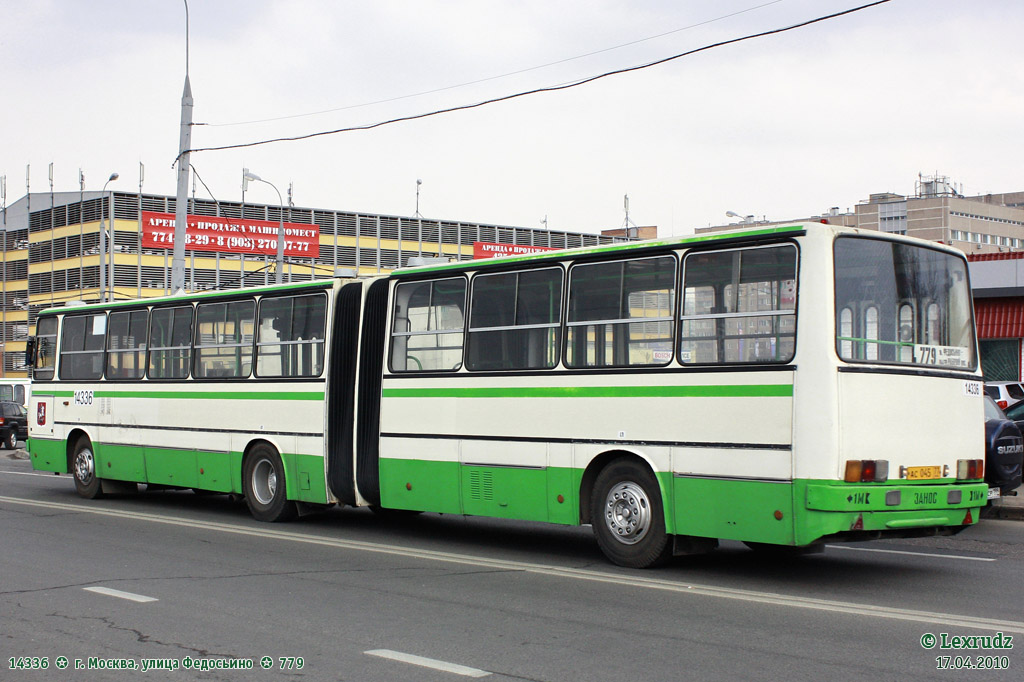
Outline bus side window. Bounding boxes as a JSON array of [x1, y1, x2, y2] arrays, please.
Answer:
[[256, 293, 327, 378], [149, 306, 193, 380], [106, 309, 148, 380], [195, 300, 256, 379], [898, 303, 914, 362], [33, 317, 58, 381], [839, 307, 854, 359], [680, 245, 797, 365], [566, 256, 676, 368], [466, 268, 562, 371], [59, 313, 106, 380], [925, 302, 941, 345], [389, 278, 466, 372], [864, 305, 879, 361]]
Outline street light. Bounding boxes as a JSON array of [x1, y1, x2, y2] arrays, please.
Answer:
[[99, 172, 119, 302], [242, 170, 285, 284], [725, 210, 754, 224]]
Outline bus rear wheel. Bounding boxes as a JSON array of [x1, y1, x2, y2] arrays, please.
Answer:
[[71, 438, 103, 499], [243, 445, 297, 522], [591, 459, 671, 568]]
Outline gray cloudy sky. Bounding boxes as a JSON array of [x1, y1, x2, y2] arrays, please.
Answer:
[[4, 0, 1022, 236]]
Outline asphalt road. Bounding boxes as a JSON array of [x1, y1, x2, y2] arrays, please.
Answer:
[[2, 451, 1022, 681]]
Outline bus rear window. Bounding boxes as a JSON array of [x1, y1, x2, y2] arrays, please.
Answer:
[[834, 238, 974, 369]]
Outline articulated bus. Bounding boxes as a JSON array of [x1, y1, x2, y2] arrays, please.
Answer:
[[26, 223, 987, 567]]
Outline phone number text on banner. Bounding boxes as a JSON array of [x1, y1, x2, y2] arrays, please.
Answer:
[[142, 211, 320, 258]]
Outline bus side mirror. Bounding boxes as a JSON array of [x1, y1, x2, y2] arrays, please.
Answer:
[[25, 338, 36, 366]]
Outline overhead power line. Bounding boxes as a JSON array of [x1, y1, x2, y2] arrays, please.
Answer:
[[181, 0, 890, 159], [201, 0, 784, 128]]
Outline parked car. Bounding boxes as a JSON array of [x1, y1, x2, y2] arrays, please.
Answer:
[[984, 381, 1024, 410], [0, 400, 27, 450], [984, 396, 1024, 498]]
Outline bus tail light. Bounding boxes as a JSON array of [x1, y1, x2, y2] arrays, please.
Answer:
[[956, 459, 984, 480], [844, 460, 889, 483]]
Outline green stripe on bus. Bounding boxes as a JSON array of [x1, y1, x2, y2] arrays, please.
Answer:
[[35, 389, 324, 401], [382, 384, 793, 398], [401, 225, 806, 274]]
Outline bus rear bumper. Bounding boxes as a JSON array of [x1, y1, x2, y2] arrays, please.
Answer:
[[797, 481, 988, 545], [805, 481, 989, 513]]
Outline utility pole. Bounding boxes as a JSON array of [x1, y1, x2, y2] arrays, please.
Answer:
[[171, 0, 192, 294]]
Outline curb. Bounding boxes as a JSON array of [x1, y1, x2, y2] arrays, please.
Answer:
[[987, 491, 1024, 521], [986, 506, 1024, 521]]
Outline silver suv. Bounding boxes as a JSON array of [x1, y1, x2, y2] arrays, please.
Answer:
[[985, 381, 1024, 410]]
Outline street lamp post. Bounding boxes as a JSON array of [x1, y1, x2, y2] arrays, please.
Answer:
[[242, 170, 285, 284], [99, 172, 119, 302], [726, 210, 755, 224]]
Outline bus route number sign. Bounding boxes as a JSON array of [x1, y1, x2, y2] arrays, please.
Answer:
[[914, 344, 969, 368]]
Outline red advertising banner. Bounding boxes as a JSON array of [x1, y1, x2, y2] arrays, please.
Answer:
[[141, 211, 319, 258], [473, 241, 558, 259]]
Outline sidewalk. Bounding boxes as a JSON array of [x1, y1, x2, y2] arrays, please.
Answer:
[[988, 488, 1024, 520]]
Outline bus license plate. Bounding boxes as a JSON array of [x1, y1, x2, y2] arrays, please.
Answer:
[[988, 487, 1001, 500], [906, 466, 941, 480]]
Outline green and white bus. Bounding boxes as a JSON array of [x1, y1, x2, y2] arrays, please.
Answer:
[[0, 379, 31, 406], [27, 223, 987, 567]]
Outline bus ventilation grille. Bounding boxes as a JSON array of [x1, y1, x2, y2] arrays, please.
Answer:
[[469, 470, 493, 501]]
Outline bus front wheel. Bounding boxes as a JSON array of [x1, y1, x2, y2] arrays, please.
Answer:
[[243, 445, 297, 522], [591, 459, 671, 568], [71, 438, 103, 499]]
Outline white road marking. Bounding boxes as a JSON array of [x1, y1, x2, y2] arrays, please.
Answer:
[[2, 495, 1022, 634], [83, 586, 158, 603], [825, 544, 996, 562], [366, 649, 490, 677], [0, 470, 59, 478]]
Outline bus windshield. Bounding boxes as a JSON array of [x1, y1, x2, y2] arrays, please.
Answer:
[[834, 237, 975, 369]]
